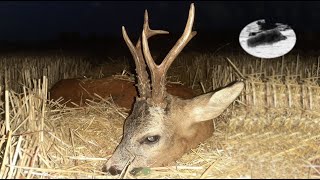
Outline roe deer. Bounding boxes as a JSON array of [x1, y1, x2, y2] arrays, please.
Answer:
[[104, 3, 244, 175]]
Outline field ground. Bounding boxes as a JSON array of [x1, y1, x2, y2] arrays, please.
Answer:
[[0, 50, 319, 178]]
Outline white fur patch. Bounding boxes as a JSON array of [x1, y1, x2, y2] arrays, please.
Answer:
[[146, 106, 166, 134], [192, 107, 206, 120], [149, 106, 165, 121]]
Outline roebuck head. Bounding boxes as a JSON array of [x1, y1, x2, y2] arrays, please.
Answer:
[[105, 3, 244, 175]]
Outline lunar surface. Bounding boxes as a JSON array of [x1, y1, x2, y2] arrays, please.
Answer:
[[239, 19, 296, 59]]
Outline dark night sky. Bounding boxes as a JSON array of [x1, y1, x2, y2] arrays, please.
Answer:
[[0, 1, 320, 41]]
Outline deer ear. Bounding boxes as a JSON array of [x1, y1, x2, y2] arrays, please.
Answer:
[[187, 82, 244, 123]]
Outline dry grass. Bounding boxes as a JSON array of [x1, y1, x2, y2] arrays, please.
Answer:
[[0, 51, 319, 178], [0, 53, 92, 93]]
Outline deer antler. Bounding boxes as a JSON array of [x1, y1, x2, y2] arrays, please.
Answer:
[[122, 11, 169, 99], [122, 3, 196, 105], [142, 3, 197, 105]]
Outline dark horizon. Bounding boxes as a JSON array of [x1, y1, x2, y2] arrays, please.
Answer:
[[0, 1, 319, 55], [0, 1, 320, 41]]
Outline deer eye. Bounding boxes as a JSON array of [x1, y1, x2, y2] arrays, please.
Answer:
[[143, 135, 160, 144]]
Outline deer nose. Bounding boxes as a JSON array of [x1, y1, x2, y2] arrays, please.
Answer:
[[108, 165, 122, 175]]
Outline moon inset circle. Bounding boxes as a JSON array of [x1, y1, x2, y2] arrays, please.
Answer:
[[239, 19, 296, 59]]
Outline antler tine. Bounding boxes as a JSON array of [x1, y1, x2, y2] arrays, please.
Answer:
[[142, 3, 197, 105], [143, 10, 169, 38], [161, 3, 197, 73], [122, 26, 151, 98], [122, 10, 169, 99]]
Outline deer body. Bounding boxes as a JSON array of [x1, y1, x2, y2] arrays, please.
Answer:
[[49, 76, 195, 109], [105, 3, 244, 175]]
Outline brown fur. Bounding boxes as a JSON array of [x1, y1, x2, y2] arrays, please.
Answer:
[[104, 94, 214, 174], [103, 3, 245, 175], [49, 76, 195, 109], [104, 81, 244, 175]]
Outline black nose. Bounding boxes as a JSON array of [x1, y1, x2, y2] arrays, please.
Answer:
[[108, 166, 122, 175]]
